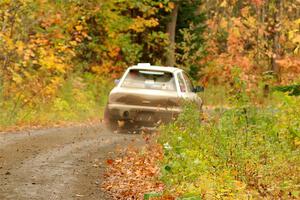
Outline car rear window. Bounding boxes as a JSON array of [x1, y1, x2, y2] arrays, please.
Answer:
[[121, 69, 176, 91]]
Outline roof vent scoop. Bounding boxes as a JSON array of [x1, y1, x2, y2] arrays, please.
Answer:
[[137, 63, 151, 67]]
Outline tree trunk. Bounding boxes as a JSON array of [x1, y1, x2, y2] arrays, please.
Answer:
[[270, 0, 282, 80], [165, 3, 178, 67]]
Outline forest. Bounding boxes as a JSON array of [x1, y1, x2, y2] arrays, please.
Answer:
[[0, 0, 300, 128], [0, 0, 300, 199]]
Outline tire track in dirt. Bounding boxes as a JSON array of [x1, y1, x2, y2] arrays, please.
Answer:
[[0, 125, 143, 200]]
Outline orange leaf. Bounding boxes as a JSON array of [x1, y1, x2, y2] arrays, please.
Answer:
[[106, 159, 114, 165]]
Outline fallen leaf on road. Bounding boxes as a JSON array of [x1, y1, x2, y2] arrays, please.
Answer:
[[106, 159, 114, 165], [102, 143, 164, 200]]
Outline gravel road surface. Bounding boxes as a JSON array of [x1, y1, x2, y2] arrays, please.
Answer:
[[0, 125, 143, 200]]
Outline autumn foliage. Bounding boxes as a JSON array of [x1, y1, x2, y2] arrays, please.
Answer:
[[102, 143, 165, 200], [201, 0, 300, 87], [0, 0, 174, 128], [1, 0, 299, 129]]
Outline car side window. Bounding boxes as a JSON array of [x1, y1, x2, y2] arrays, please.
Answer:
[[182, 73, 194, 92], [177, 73, 186, 92]]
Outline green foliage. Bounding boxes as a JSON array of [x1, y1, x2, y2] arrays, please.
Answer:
[[175, 0, 206, 79], [144, 192, 162, 200], [199, 85, 228, 106], [0, 73, 112, 129], [273, 84, 300, 96], [71, 0, 171, 70], [159, 97, 300, 199], [176, 25, 206, 79]]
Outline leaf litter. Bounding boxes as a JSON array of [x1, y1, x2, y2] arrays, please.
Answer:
[[102, 134, 168, 200]]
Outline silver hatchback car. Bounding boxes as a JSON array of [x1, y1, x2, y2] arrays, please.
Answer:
[[104, 63, 203, 131]]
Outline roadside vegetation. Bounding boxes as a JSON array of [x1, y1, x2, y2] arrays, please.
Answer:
[[103, 79, 300, 199], [159, 93, 300, 199], [0, 74, 112, 130]]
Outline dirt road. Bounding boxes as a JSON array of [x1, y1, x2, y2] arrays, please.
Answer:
[[0, 125, 143, 200]]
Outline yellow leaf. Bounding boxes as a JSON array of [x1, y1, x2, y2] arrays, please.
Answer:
[[75, 25, 83, 31], [295, 138, 300, 147], [3, 35, 14, 50], [12, 72, 22, 84], [294, 45, 299, 54], [220, 18, 227, 29], [292, 35, 300, 44], [247, 16, 256, 27], [241, 7, 249, 17], [220, 0, 227, 7], [16, 41, 24, 55], [168, 2, 175, 9], [288, 30, 297, 40], [69, 41, 77, 46], [91, 65, 101, 73], [232, 27, 241, 37]]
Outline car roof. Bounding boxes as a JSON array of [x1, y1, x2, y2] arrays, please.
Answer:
[[129, 65, 181, 73]]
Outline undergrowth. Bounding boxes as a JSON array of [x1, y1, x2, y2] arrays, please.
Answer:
[[159, 94, 300, 199], [0, 73, 112, 131]]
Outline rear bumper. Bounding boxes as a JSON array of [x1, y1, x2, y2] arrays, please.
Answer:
[[107, 103, 182, 123]]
